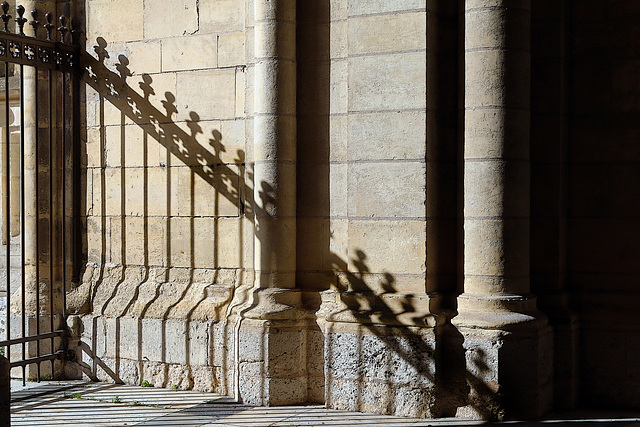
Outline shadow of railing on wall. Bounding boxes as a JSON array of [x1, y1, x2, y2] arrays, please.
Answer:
[[70, 34, 501, 420]]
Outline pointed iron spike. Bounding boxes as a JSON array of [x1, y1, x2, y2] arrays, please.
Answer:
[[0, 1, 10, 32], [30, 9, 39, 38], [43, 12, 53, 40], [15, 5, 27, 35], [57, 15, 68, 43]]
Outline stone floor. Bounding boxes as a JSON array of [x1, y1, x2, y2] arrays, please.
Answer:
[[9, 381, 640, 426]]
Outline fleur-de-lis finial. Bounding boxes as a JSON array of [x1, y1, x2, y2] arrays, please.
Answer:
[[15, 5, 26, 35], [43, 12, 53, 40], [57, 15, 68, 43], [30, 9, 39, 38], [0, 2, 11, 33]]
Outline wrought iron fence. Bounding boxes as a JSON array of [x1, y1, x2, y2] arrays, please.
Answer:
[[0, 1, 80, 384]]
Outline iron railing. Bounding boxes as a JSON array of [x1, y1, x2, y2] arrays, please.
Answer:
[[0, 1, 80, 384]]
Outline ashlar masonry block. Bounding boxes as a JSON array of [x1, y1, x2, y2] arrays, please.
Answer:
[[347, 220, 426, 275], [330, 20, 348, 59], [144, 0, 198, 39], [349, 52, 426, 112], [174, 166, 240, 217], [329, 60, 348, 114], [238, 318, 310, 406], [125, 41, 162, 75], [102, 124, 161, 168], [218, 32, 246, 68], [176, 70, 237, 121], [126, 73, 177, 123], [347, 161, 426, 218], [199, 0, 245, 33], [348, 12, 426, 55], [325, 323, 436, 418], [162, 35, 219, 72], [348, 0, 426, 16], [86, 0, 144, 42], [348, 111, 426, 161]]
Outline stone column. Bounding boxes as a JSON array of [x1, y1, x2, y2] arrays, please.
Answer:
[[252, 0, 296, 291], [452, 0, 553, 419], [236, 0, 308, 406], [10, 0, 58, 381]]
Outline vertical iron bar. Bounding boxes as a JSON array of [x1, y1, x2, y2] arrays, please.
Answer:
[[4, 61, 10, 367], [61, 71, 66, 321], [34, 68, 40, 381], [72, 62, 80, 286], [48, 68, 53, 377], [19, 64, 25, 385]]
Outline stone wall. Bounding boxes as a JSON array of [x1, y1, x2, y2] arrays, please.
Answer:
[[297, 0, 446, 418], [42, 0, 640, 420], [73, 0, 250, 392], [564, 0, 640, 408], [73, 0, 440, 414]]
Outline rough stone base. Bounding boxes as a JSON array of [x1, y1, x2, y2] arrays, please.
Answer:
[[73, 314, 234, 395], [454, 327, 554, 420], [324, 322, 437, 418], [86, 357, 222, 392], [8, 314, 64, 380], [237, 317, 311, 406]]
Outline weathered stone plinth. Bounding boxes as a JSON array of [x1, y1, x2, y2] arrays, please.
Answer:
[[324, 321, 437, 418], [237, 318, 309, 406], [236, 287, 311, 406], [452, 296, 553, 420]]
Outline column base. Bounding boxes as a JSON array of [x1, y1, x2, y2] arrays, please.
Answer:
[[324, 321, 437, 418], [452, 294, 553, 420], [236, 287, 313, 406]]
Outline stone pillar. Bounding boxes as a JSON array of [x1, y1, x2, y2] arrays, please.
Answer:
[[452, 0, 553, 419], [236, 0, 308, 406], [252, 0, 296, 291], [7, 0, 51, 380], [15, 0, 61, 382]]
